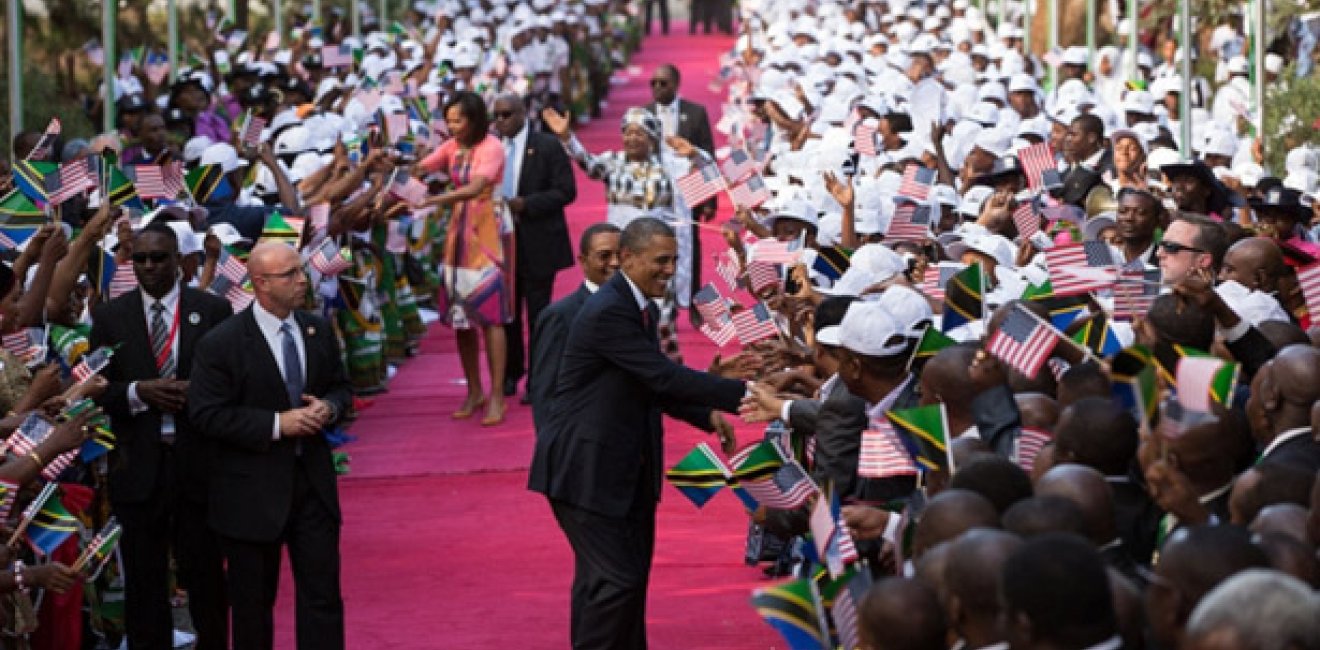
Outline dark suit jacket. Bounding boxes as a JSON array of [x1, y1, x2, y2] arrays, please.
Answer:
[[91, 286, 234, 505], [187, 308, 352, 542], [528, 284, 591, 432], [651, 99, 716, 211], [528, 272, 745, 518], [512, 130, 578, 279], [1259, 431, 1320, 473]]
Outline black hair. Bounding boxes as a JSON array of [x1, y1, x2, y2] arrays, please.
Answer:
[[136, 222, 181, 253], [948, 452, 1034, 515], [655, 63, 681, 85], [1055, 396, 1138, 476], [619, 217, 675, 253], [1058, 362, 1113, 407], [1002, 533, 1116, 647], [578, 222, 621, 257], [1237, 462, 1317, 523], [1073, 113, 1105, 139], [1002, 495, 1088, 539], [1148, 294, 1215, 351], [815, 296, 857, 331], [444, 91, 491, 147]]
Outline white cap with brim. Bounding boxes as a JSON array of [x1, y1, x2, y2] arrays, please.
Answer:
[[871, 284, 934, 335], [945, 231, 1016, 267], [837, 301, 910, 357]]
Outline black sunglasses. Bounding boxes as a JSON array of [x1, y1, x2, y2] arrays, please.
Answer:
[[650, 79, 671, 87], [492, 110, 515, 119], [1157, 241, 1205, 255], [132, 252, 172, 264]]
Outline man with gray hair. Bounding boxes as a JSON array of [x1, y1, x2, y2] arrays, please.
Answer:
[[1185, 569, 1320, 650]]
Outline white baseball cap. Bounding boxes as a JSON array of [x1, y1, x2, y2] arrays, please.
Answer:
[[199, 143, 249, 173], [833, 301, 910, 356]]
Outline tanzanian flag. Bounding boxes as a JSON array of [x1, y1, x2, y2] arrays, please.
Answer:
[[1111, 344, 1159, 424], [0, 226, 38, 251], [1070, 313, 1121, 357], [665, 442, 729, 508], [0, 190, 45, 219], [103, 162, 145, 210], [12, 160, 58, 206], [730, 440, 784, 483], [910, 325, 955, 364], [1022, 280, 1089, 330], [886, 403, 951, 472], [27, 496, 79, 556], [811, 245, 852, 282], [185, 163, 231, 203], [751, 578, 828, 650], [941, 262, 983, 333], [260, 211, 301, 245], [81, 424, 116, 463]]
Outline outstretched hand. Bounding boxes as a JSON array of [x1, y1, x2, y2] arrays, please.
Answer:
[[541, 107, 571, 140]]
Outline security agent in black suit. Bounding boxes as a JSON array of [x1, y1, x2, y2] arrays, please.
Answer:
[[650, 64, 717, 318], [91, 222, 233, 650], [491, 93, 579, 401], [1247, 345, 1320, 473], [526, 223, 621, 431], [529, 218, 746, 650], [188, 242, 353, 650]]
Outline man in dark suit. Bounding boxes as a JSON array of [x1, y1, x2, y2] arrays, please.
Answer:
[[91, 221, 233, 650], [1060, 113, 1115, 207], [526, 222, 621, 430], [492, 93, 579, 401], [188, 242, 352, 650], [650, 64, 716, 322], [1247, 345, 1320, 472], [529, 218, 745, 650]]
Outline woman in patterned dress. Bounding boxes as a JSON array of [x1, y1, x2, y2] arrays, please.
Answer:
[[418, 92, 514, 426], [540, 105, 705, 361]]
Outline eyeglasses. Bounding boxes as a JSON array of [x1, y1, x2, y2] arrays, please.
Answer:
[[1157, 241, 1205, 255], [492, 110, 515, 119], [262, 267, 303, 280], [131, 252, 172, 264], [650, 79, 671, 87]]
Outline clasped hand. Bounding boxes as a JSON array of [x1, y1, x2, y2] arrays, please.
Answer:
[[279, 395, 334, 438]]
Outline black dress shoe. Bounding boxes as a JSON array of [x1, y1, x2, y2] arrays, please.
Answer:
[[503, 378, 519, 397], [520, 393, 532, 405]]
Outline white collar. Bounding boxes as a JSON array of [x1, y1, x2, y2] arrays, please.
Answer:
[[506, 123, 528, 144], [1082, 147, 1105, 169], [140, 282, 181, 313], [865, 374, 915, 421], [1080, 636, 1123, 650], [819, 373, 840, 398], [1199, 479, 1234, 505], [583, 279, 600, 293], [619, 273, 649, 311], [252, 300, 297, 337], [1260, 427, 1312, 460]]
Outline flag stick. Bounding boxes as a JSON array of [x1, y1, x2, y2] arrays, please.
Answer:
[[1023, 302, 1100, 364], [7, 0, 22, 142], [7, 483, 57, 549]]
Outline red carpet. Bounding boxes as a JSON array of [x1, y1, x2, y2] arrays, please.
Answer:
[[273, 24, 779, 649]]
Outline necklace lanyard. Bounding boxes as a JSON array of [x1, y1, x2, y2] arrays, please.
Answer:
[[155, 301, 182, 372]]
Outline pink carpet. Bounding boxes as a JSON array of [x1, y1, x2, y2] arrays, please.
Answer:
[[273, 24, 780, 649]]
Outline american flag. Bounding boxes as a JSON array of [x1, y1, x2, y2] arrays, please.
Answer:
[[986, 305, 1060, 379], [308, 202, 332, 232], [728, 174, 771, 209], [810, 496, 857, 578], [740, 459, 817, 509], [714, 249, 741, 290], [1013, 200, 1040, 239], [1014, 427, 1052, 474], [731, 302, 779, 344], [0, 480, 16, 521], [128, 163, 184, 200], [107, 262, 139, 299], [1299, 263, 1320, 323], [744, 261, 780, 294], [210, 274, 254, 311], [1045, 241, 1117, 296], [676, 157, 726, 207], [832, 571, 872, 650], [699, 322, 737, 347], [7, 413, 53, 458], [858, 419, 920, 478], [215, 249, 249, 284], [308, 239, 352, 276], [897, 165, 935, 201], [1017, 141, 1056, 191], [749, 237, 800, 264], [1112, 269, 1160, 321], [49, 157, 99, 205], [71, 347, 115, 384], [27, 118, 61, 161], [240, 111, 268, 147], [886, 203, 932, 243], [920, 264, 964, 302], [1, 330, 43, 365], [692, 284, 731, 325], [389, 172, 429, 206], [853, 119, 879, 157], [40, 450, 78, 482], [720, 147, 759, 184], [322, 44, 354, 68]]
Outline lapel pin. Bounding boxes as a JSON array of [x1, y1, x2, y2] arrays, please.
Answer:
[[188, 312, 201, 325], [307, 325, 316, 337]]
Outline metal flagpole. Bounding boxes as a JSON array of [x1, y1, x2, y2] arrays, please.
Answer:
[[168, 0, 179, 81], [380, 0, 387, 29], [312, 0, 321, 26], [102, 0, 116, 133], [1179, 0, 1192, 156], [273, 0, 283, 43], [351, 0, 360, 39], [1128, 0, 1138, 79], [1086, 0, 1096, 65], [7, 0, 22, 140], [1049, 0, 1059, 89], [1253, 0, 1266, 141]]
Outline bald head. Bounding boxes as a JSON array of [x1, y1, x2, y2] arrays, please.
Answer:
[[1003, 495, 1088, 539], [1249, 345, 1320, 444], [1035, 464, 1116, 545], [945, 528, 1023, 619], [1250, 504, 1312, 544], [913, 489, 1000, 559], [1270, 345, 1320, 405], [1219, 237, 1286, 293], [921, 346, 980, 426], [1054, 397, 1139, 477], [248, 242, 306, 317], [859, 578, 948, 650], [246, 241, 296, 276], [1014, 392, 1060, 431]]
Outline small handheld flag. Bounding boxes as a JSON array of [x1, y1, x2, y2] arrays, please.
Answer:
[[897, 165, 935, 201], [941, 262, 984, 333], [720, 147, 759, 183], [751, 578, 828, 650], [1296, 263, 1320, 322], [308, 239, 353, 276], [886, 203, 932, 243], [26, 490, 78, 556], [675, 156, 727, 207], [665, 443, 731, 508], [71, 346, 116, 384], [73, 517, 123, 579], [731, 302, 780, 345], [986, 304, 1061, 379], [1045, 241, 1117, 297], [1017, 141, 1056, 191], [729, 173, 772, 209], [1175, 356, 1239, 412], [859, 418, 921, 478], [885, 403, 952, 473]]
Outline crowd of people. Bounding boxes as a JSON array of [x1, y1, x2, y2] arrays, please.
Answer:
[[527, 0, 1320, 650], [0, 1, 644, 648]]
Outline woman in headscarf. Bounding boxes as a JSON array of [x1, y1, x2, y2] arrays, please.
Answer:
[[540, 105, 707, 361], [1092, 46, 1126, 109]]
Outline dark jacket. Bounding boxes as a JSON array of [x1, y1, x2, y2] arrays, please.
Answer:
[[512, 129, 578, 278], [528, 284, 591, 432]]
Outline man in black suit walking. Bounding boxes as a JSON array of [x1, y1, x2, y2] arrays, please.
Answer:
[[492, 93, 578, 402], [91, 221, 233, 650], [188, 242, 353, 650], [650, 64, 716, 323], [529, 217, 745, 650], [526, 222, 621, 430]]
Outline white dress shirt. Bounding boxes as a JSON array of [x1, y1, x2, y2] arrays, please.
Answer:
[[252, 301, 307, 439], [503, 123, 529, 199], [656, 97, 682, 138], [128, 284, 183, 436]]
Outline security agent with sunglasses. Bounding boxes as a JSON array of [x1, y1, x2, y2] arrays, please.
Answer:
[[491, 93, 578, 402], [90, 221, 234, 650]]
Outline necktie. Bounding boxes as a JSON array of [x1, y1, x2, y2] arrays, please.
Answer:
[[502, 139, 517, 198], [643, 303, 660, 339], [150, 302, 175, 378], [279, 322, 305, 408]]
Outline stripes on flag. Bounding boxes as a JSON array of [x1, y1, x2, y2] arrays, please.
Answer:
[[897, 165, 935, 201], [858, 419, 920, 478], [322, 44, 354, 68], [920, 263, 964, 302], [749, 237, 800, 264], [729, 173, 771, 209], [240, 111, 268, 147], [127, 162, 185, 200], [1044, 241, 1118, 297], [1017, 142, 1056, 191], [731, 302, 780, 344], [986, 304, 1060, 379], [739, 458, 818, 509], [745, 260, 781, 295], [28, 118, 61, 161], [107, 261, 139, 299], [715, 249, 741, 291], [308, 239, 353, 276], [1013, 200, 1040, 239], [388, 170, 429, 206], [853, 118, 879, 157], [832, 570, 872, 650], [49, 157, 99, 205], [675, 157, 727, 207], [1298, 263, 1320, 324], [720, 147, 759, 184], [886, 203, 932, 243], [1015, 427, 1052, 474], [71, 347, 115, 384], [1175, 356, 1240, 412]]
